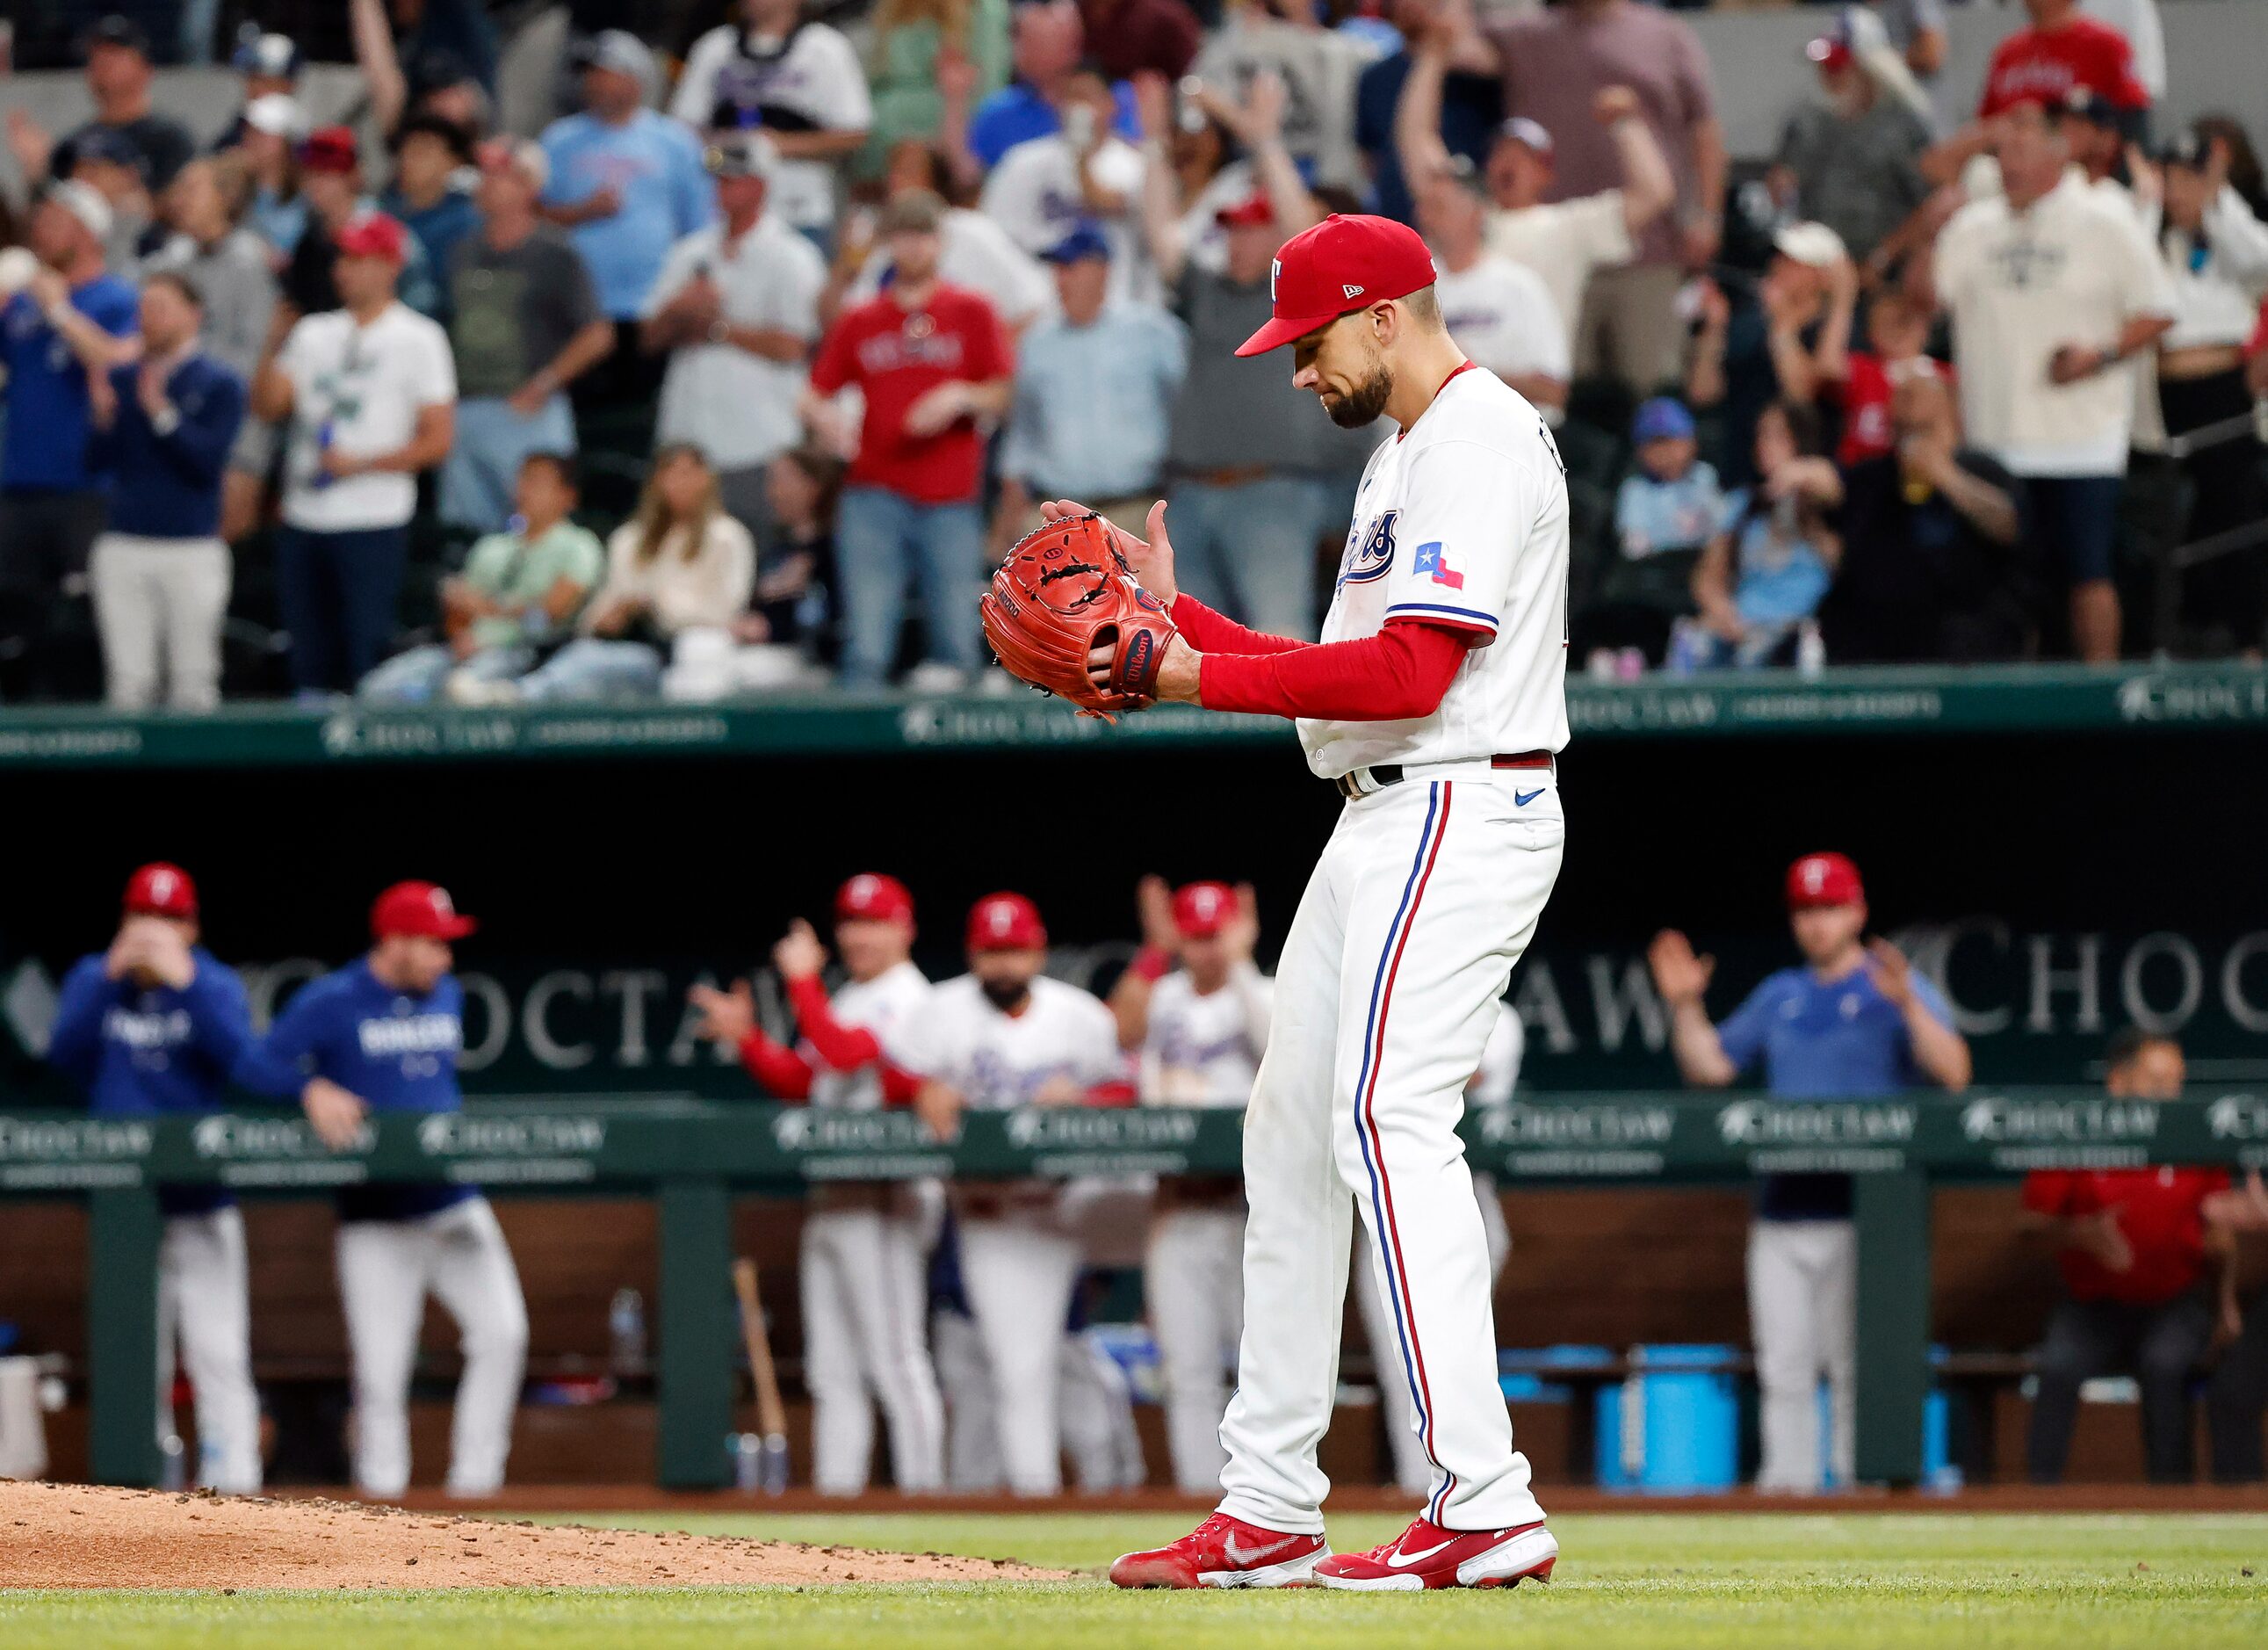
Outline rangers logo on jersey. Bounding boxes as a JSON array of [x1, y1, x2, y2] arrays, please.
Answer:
[[1339, 510, 1398, 586]]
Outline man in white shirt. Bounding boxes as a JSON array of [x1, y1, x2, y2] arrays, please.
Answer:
[[841, 147, 1052, 336], [252, 212, 456, 698], [640, 134, 827, 539], [979, 68, 1157, 308], [670, 0, 872, 243], [1927, 97, 2172, 660], [1413, 158, 1569, 424]]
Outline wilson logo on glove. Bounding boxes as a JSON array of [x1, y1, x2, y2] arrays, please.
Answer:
[[980, 513, 1179, 722]]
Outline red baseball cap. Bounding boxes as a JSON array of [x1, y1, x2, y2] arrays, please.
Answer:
[[372, 880, 478, 940], [124, 862, 198, 920], [1805, 36, 1854, 74], [334, 210, 408, 264], [1215, 191, 1275, 228], [1787, 852, 1865, 910], [837, 872, 914, 925], [300, 125, 359, 175], [967, 892, 1045, 952], [1172, 881, 1237, 939], [1235, 213, 1439, 358]]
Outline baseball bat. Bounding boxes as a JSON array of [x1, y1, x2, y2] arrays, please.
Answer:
[[731, 1256, 791, 1493]]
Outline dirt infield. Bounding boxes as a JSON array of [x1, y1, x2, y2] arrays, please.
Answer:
[[0, 1481, 1071, 1590]]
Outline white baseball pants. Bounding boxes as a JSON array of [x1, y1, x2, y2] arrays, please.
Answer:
[[156, 1207, 262, 1493], [1357, 1172, 1512, 1498], [800, 1205, 946, 1494], [1747, 1217, 1857, 1493], [956, 1210, 1083, 1495], [1218, 771, 1564, 1533], [336, 1196, 528, 1498], [1146, 1205, 1245, 1493]]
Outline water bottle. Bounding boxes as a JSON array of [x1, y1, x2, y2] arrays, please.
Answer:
[[1795, 619, 1826, 677], [608, 1287, 646, 1379], [730, 1432, 761, 1490], [159, 1432, 186, 1491], [758, 1433, 790, 1494], [310, 418, 337, 489]]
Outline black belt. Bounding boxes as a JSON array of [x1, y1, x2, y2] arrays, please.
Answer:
[[1334, 750, 1554, 800]]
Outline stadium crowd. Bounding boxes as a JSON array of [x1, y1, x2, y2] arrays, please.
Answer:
[[1, 0, 2265, 709]]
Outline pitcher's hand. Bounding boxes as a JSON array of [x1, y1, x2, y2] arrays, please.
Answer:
[[1040, 498, 1178, 604]]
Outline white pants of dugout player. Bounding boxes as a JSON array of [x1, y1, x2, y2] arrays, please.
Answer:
[[1147, 1204, 1246, 1494], [1220, 771, 1564, 1532], [801, 1202, 946, 1494], [1748, 1219, 1856, 1492], [336, 1198, 528, 1497], [156, 1207, 263, 1493]]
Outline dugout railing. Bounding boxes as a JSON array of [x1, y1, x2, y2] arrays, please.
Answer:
[[2, 1087, 2259, 1491]]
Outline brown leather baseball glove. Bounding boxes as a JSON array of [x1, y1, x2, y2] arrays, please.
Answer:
[[980, 513, 1178, 720]]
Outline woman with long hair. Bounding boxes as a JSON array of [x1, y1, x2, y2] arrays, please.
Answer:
[[868, 0, 1010, 177]]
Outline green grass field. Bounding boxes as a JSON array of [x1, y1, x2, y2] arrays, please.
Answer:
[[4, 1511, 2263, 1649]]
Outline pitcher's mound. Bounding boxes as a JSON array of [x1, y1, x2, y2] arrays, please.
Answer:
[[0, 1480, 1070, 1590]]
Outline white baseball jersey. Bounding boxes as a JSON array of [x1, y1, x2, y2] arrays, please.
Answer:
[[806, 959, 932, 1111], [1470, 1001, 1525, 1105], [897, 974, 1126, 1107], [1303, 365, 1571, 780], [1140, 966, 1273, 1106]]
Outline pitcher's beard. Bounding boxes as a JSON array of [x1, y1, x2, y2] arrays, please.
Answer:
[[1326, 367, 1393, 429], [979, 977, 1032, 1013]]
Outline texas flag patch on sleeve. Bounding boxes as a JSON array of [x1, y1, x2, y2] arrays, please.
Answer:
[[1411, 540, 1464, 590]]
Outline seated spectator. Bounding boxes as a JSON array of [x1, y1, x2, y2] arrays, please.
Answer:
[[1687, 224, 1856, 489], [957, 0, 1140, 176], [1924, 0, 2150, 187], [379, 114, 481, 315], [1354, 0, 1502, 228], [441, 139, 612, 536], [1583, 396, 1723, 667], [4, 15, 196, 199], [541, 33, 715, 425], [359, 452, 604, 704], [995, 224, 1188, 546], [740, 445, 846, 650], [1396, 32, 1670, 370], [1770, 22, 1931, 272], [2021, 1030, 2227, 1485], [640, 134, 828, 545], [144, 155, 280, 544], [253, 213, 457, 699], [672, 0, 874, 250], [83, 273, 247, 712], [235, 97, 310, 263], [802, 191, 1012, 689], [1192, 0, 1364, 193], [1081, 0, 1201, 83], [0, 184, 140, 702], [465, 445, 756, 704], [979, 64, 1156, 304], [1673, 400, 1841, 671], [868, 0, 1012, 177], [1412, 156, 1568, 423], [283, 127, 440, 322], [1834, 287, 1934, 469], [834, 143, 1052, 336], [1820, 371, 2028, 664]]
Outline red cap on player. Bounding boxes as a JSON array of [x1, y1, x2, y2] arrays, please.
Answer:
[[1786, 852, 1865, 910], [372, 880, 479, 940], [124, 862, 198, 919], [967, 892, 1045, 952], [1235, 213, 1439, 358], [836, 872, 914, 925], [1173, 881, 1237, 938]]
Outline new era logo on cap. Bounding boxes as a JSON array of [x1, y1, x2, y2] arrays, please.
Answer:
[[1342, 283, 1365, 300]]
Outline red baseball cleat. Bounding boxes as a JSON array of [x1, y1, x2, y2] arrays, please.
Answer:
[[1312, 1516, 1557, 1592], [1108, 1512, 1330, 1589]]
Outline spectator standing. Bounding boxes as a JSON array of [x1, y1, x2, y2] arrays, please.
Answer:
[[1138, 83, 1333, 638], [440, 139, 612, 536], [1689, 223, 1858, 491], [1354, 0, 1502, 228], [1832, 288, 1934, 471], [143, 156, 281, 546], [995, 225, 1187, 545], [350, 0, 502, 141], [979, 66, 1156, 304], [1771, 26, 1932, 273], [253, 213, 458, 698], [2021, 1031, 2225, 1484], [541, 32, 715, 422], [1082, 0, 1202, 83], [473, 445, 755, 703], [210, 30, 303, 152], [1822, 370, 2028, 664], [837, 144, 1052, 337], [1412, 157, 1569, 423], [672, 0, 874, 249], [1927, 98, 2173, 662], [640, 134, 827, 539], [1857, 0, 1948, 89], [283, 127, 440, 322], [1675, 399, 1843, 672], [1190, 0, 1367, 193], [45, 865, 262, 1494], [1925, 0, 2150, 186], [803, 191, 1012, 690], [1467, 0, 1725, 394], [0, 185, 140, 700], [866, 0, 1012, 175], [236, 97, 310, 263], [1397, 40, 1671, 368], [66, 127, 163, 273], [960, 1, 1140, 174], [2080, 0, 2166, 105], [4, 15, 197, 198], [83, 273, 247, 712], [379, 114, 481, 315], [359, 452, 604, 704], [1650, 853, 1969, 1494]]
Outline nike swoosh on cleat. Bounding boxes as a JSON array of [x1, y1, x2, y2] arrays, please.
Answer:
[[1384, 1538, 1458, 1568], [1223, 1535, 1303, 1566], [1513, 788, 1544, 807]]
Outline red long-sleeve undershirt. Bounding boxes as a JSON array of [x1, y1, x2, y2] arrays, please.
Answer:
[[736, 1031, 813, 1101], [784, 975, 922, 1104], [1173, 594, 1477, 721]]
